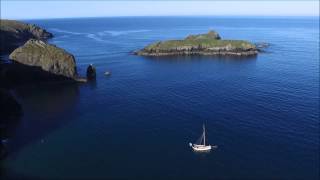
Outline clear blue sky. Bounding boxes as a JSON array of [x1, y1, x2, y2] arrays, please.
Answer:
[[1, 1, 319, 19]]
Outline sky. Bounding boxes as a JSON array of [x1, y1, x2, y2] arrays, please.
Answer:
[[1, 1, 319, 19]]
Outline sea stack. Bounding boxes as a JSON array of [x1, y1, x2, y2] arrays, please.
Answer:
[[86, 64, 96, 80]]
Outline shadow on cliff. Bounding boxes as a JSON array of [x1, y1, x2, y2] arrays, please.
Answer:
[[0, 62, 77, 89]]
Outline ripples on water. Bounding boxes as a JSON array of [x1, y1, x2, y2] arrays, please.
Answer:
[[2, 17, 319, 179]]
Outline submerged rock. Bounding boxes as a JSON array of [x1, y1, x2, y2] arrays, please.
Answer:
[[0, 19, 53, 54], [9, 39, 78, 79], [86, 64, 96, 80], [135, 31, 258, 57]]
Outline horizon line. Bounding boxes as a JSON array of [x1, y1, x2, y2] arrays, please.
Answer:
[[5, 15, 319, 21]]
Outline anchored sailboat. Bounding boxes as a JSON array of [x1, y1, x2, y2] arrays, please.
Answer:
[[189, 124, 217, 151]]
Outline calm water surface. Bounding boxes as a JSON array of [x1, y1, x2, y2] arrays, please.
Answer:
[[2, 17, 319, 179]]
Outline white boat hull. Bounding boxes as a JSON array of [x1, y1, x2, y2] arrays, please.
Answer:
[[190, 143, 216, 151], [189, 124, 217, 152]]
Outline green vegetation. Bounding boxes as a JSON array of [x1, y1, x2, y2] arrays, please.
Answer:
[[9, 39, 77, 78], [1, 19, 31, 31], [137, 30, 258, 56], [185, 30, 221, 40], [18, 39, 69, 56], [0, 19, 53, 54], [144, 39, 256, 51]]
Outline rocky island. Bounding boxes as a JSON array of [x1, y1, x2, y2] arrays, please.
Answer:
[[135, 31, 258, 57]]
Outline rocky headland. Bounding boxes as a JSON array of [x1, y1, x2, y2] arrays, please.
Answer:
[[9, 39, 78, 79], [0, 19, 53, 54], [0, 19, 96, 159], [0, 19, 89, 85], [0, 19, 88, 142], [135, 31, 258, 57]]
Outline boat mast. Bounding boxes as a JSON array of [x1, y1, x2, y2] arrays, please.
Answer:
[[203, 124, 206, 145]]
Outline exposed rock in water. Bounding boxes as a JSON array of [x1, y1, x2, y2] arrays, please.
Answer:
[[9, 39, 78, 79], [135, 30, 258, 57], [86, 64, 96, 80], [0, 19, 53, 54]]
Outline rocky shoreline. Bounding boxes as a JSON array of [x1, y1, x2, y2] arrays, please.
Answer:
[[0, 19, 92, 159], [136, 49, 258, 57], [1, 19, 90, 83], [0, 19, 53, 54], [9, 39, 83, 81], [135, 31, 258, 57]]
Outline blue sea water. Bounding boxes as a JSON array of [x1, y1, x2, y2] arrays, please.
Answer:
[[2, 17, 319, 179]]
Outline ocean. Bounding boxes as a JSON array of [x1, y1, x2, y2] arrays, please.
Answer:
[[2, 16, 319, 179]]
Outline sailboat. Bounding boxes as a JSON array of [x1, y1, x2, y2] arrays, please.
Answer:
[[189, 124, 217, 151]]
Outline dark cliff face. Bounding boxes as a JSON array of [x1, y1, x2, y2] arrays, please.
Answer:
[[0, 19, 53, 55], [0, 63, 77, 88]]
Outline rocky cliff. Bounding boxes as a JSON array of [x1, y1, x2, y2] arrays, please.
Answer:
[[135, 31, 258, 57], [9, 39, 78, 79], [0, 19, 53, 54]]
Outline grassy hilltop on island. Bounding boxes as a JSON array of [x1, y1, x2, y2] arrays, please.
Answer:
[[135, 31, 258, 57]]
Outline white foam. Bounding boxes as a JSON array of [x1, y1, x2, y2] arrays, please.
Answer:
[[86, 34, 105, 42], [50, 28, 87, 35], [99, 29, 151, 36], [49, 28, 150, 43]]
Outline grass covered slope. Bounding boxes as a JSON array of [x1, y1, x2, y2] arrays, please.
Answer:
[[9, 39, 77, 79], [136, 31, 258, 56], [0, 19, 53, 54]]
